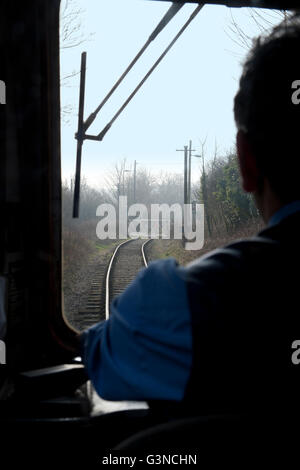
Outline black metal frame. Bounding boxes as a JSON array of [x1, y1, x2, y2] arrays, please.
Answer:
[[148, 0, 300, 9]]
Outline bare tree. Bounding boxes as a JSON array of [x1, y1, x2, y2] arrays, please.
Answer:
[[226, 8, 289, 52], [60, 0, 94, 123], [60, 0, 87, 51], [105, 159, 128, 205]]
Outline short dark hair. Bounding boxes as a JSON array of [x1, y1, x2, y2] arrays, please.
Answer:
[[234, 14, 300, 202]]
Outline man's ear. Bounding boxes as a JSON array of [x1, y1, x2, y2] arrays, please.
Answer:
[[236, 130, 260, 193]]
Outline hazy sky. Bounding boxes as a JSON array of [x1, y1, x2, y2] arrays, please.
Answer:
[[60, 0, 283, 189]]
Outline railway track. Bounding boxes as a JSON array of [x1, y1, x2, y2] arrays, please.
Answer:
[[77, 238, 151, 329], [86, 238, 151, 415], [105, 238, 151, 319]]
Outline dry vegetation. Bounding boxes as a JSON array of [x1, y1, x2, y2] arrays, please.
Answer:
[[147, 218, 264, 266], [62, 218, 118, 326], [62, 151, 263, 322]]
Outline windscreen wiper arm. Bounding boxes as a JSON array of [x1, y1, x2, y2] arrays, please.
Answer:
[[73, 3, 203, 217], [73, 3, 184, 218]]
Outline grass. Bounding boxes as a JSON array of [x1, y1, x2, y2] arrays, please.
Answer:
[[95, 240, 120, 252], [147, 218, 264, 266]]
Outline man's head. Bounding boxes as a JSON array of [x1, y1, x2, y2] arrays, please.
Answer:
[[234, 14, 300, 218]]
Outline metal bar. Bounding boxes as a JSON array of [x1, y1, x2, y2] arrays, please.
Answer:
[[83, 2, 183, 132], [146, 0, 297, 9], [82, 133, 102, 141], [97, 4, 203, 141], [142, 239, 151, 267], [73, 52, 87, 218]]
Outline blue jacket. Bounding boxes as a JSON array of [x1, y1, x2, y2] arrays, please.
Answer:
[[81, 203, 300, 411]]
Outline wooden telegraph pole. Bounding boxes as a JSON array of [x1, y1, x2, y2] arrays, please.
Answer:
[[188, 140, 195, 204], [176, 145, 188, 205], [176, 145, 188, 247], [133, 160, 137, 204]]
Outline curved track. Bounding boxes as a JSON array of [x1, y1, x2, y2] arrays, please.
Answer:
[[105, 239, 151, 319]]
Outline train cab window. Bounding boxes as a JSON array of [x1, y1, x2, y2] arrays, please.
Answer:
[[60, 0, 285, 333]]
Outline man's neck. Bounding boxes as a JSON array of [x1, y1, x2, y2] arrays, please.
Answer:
[[254, 180, 283, 224]]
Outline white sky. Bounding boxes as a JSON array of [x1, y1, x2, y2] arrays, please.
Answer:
[[60, 0, 283, 189]]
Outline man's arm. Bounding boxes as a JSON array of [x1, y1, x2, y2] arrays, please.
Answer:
[[80, 258, 193, 402]]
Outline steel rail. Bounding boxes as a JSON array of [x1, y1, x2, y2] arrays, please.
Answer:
[[105, 238, 151, 319], [141, 239, 152, 267]]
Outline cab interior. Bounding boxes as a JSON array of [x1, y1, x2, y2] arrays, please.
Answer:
[[0, 0, 299, 464]]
